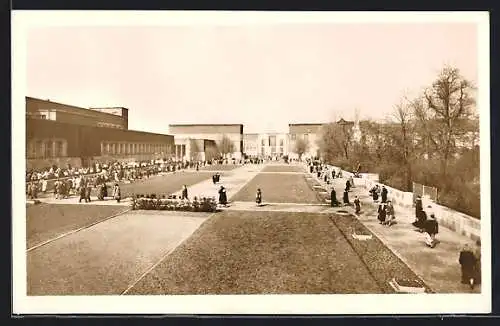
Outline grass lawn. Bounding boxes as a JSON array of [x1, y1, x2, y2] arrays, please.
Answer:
[[127, 211, 382, 294], [231, 173, 321, 204], [26, 204, 127, 249], [330, 214, 430, 292], [200, 164, 240, 171], [261, 165, 305, 173], [118, 172, 211, 198]]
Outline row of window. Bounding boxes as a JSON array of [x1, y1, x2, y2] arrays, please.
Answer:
[[101, 142, 172, 155], [27, 139, 67, 159], [290, 134, 309, 142], [260, 138, 285, 147]]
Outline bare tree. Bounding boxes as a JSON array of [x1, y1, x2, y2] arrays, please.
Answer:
[[205, 145, 220, 161], [218, 134, 235, 158], [422, 66, 475, 175], [390, 98, 415, 190], [294, 137, 309, 160]]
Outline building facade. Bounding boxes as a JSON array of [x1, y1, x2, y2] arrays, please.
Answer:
[[169, 124, 244, 159], [26, 97, 175, 170]]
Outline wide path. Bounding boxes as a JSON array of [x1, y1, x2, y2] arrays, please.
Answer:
[[309, 169, 481, 294]]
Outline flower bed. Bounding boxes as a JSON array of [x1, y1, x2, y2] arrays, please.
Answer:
[[131, 195, 218, 212]]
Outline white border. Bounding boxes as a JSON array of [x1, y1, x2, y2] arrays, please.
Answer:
[[12, 11, 491, 315]]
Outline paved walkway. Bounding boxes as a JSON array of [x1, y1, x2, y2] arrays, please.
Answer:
[[309, 170, 481, 294]]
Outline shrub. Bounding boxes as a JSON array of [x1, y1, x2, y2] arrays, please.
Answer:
[[131, 196, 218, 212]]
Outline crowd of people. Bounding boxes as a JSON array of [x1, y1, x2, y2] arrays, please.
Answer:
[[26, 158, 249, 201]]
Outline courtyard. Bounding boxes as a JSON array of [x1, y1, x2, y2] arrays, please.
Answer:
[[25, 163, 470, 295]]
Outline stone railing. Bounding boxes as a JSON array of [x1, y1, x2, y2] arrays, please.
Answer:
[[322, 164, 481, 242]]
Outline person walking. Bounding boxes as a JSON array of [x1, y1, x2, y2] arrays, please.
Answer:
[[459, 244, 477, 289], [330, 188, 339, 207], [343, 188, 350, 205], [354, 196, 361, 214], [78, 178, 87, 203], [218, 185, 227, 207], [85, 181, 92, 203], [423, 210, 439, 248], [255, 188, 262, 206], [385, 200, 396, 226], [381, 186, 388, 203], [113, 183, 121, 203], [377, 203, 387, 224], [181, 185, 189, 200]]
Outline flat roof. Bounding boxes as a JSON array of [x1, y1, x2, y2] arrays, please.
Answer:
[[26, 96, 127, 120]]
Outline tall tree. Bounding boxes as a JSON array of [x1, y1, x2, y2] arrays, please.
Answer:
[[422, 66, 475, 175], [391, 98, 415, 190], [218, 134, 235, 158]]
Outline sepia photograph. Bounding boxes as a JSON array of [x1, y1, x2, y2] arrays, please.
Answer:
[[12, 11, 490, 314]]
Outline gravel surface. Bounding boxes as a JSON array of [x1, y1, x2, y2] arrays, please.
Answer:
[[231, 173, 321, 204], [27, 210, 209, 295], [127, 211, 382, 294], [119, 172, 212, 197], [26, 204, 127, 249], [261, 165, 305, 173]]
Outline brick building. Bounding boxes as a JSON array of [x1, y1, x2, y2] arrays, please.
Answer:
[[169, 124, 244, 159], [26, 97, 175, 170]]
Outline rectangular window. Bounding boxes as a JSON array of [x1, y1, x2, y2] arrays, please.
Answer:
[[304, 134, 309, 142], [280, 139, 284, 147], [261, 139, 265, 146], [45, 141, 53, 158], [55, 141, 64, 157], [291, 134, 296, 141], [35, 140, 43, 158]]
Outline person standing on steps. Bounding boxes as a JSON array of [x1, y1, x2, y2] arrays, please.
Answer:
[[423, 209, 439, 248], [255, 188, 262, 206], [377, 203, 387, 224], [354, 196, 361, 214]]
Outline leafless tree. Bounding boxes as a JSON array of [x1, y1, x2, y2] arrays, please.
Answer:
[[218, 134, 235, 158], [421, 66, 476, 175], [294, 137, 309, 160], [390, 98, 415, 190]]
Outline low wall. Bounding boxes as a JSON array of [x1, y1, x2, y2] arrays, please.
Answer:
[[324, 164, 480, 241]]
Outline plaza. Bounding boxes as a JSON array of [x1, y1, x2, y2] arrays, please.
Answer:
[[26, 161, 479, 295]]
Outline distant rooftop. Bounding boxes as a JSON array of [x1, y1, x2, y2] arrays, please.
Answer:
[[169, 123, 243, 127]]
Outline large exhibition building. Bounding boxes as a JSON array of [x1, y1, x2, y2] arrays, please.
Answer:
[[26, 97, 175, 170]]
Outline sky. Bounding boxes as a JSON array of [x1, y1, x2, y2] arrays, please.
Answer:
[[26, 21, 478, 134]]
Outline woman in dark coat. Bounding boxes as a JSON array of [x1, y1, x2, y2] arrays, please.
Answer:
[[218, 186, 227, 206], [377, 204, 387, 224], [330, 188, 339, 207], [459, 244, 477, 288], [343, 189, 350, 205], [345, 180, 351, 192], [381, 186, 388, 203]]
